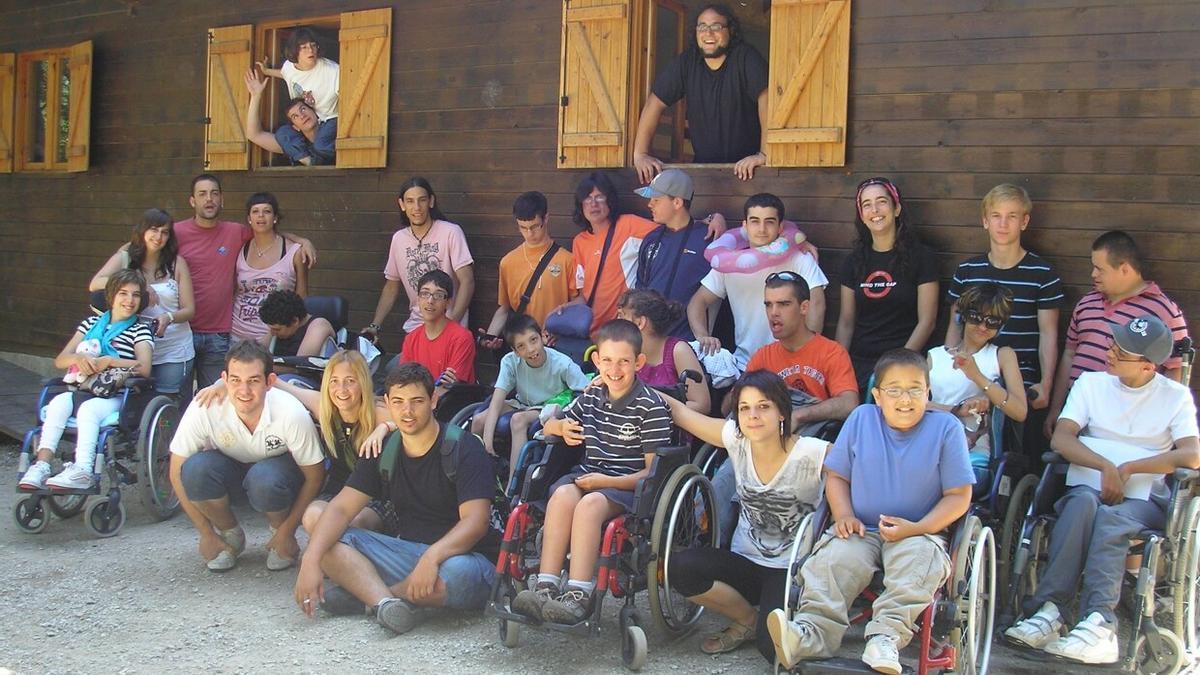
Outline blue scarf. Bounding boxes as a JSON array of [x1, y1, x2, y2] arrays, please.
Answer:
[[82, 311, 138, 358]]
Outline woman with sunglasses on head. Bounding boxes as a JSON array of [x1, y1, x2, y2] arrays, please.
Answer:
[[928, 283, 1027, 490], [835, 177, 939, 391]]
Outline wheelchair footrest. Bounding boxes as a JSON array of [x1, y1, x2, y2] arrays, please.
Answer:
[[18, 486, 101, 497], [486, 602, 595, 636], [795, 657, 915, 675]]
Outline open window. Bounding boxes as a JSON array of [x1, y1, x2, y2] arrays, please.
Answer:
[[203, 7, 391, 172], [7, 40, 91, 173], [555, 0, 849, 170]]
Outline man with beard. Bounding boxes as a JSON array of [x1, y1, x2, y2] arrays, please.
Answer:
[[174, 174, 316, 399], [633, 4, 769, 182]]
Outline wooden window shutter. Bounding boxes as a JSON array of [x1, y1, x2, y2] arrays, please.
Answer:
[[0, 53, 13, 173], [336, 7, 391, 169], [766, 0, 850, 167], [66, 41, 92, 172], [556, 0, 632, 169], [204, 25, 251, 171]]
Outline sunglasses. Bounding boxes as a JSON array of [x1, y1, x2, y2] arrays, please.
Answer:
[[766, 271, 802, 283], [963, 309, 1004, 330]]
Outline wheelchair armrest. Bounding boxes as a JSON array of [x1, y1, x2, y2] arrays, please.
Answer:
[[123, 376, 156, 393], [518, 441, 581, 502], [273, 355, 330, 373], [1173, 467, 1199, 484], [1041, 451, 1067, 465]]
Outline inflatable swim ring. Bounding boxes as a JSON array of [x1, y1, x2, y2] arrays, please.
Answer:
[[704, 220, 808, 274]]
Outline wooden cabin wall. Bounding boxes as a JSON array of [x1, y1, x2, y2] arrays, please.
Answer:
[[0, 1, 1196, 379]]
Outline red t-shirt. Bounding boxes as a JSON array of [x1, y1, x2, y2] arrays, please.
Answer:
[[746, 334, 859, 400], [400, 320, 476, 384], [174, 218, 250, 334]]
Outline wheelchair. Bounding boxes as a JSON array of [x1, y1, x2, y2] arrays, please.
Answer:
[[776, 505, 997, 674], [14, 377, 181, 537]]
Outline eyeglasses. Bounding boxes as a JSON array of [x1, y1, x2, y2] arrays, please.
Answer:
[[696, 22, 728, 33], [766, 271, 802, 283], [518, 222, 543, 233], [1109, 342, 1147, 363], [879, 386, 928, 400], [582, 195, 608, 205], [418, 291, 449, 302], [963, 310, 1004, 330]]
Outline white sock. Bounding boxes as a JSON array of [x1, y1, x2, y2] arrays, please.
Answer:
[[536, 573, 560, 589], [566, 579, 594, 595]]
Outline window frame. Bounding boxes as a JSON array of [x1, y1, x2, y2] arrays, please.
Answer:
[[14, 47, 71, 172]]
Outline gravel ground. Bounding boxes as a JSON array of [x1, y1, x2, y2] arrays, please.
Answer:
[[0, 444, 1174, 674]]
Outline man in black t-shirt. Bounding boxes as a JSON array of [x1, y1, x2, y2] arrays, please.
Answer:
[[633, 4, 769, 182], [294, 363, 498, 635]]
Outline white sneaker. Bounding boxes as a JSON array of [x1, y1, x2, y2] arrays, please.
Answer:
[[767, 608, 813, 670], [206, 549, 238, 572], [862, 634, 902, 675], [45, 463, 95, 491], [19, 461, 53, 491], [1044, 612, 1119, 664], [1004, 601, 1065, 650], [266, 548, 295, 571]]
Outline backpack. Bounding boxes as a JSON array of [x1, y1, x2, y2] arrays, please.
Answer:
[[378, 423, 463, 485]]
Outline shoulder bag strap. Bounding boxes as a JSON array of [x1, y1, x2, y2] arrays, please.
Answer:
[[515, 242, 561, 316], [586, 221, 619, 308], [439, 423, 464, 483]]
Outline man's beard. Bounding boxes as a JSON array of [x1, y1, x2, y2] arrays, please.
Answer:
[[701, 43, 729, 60]]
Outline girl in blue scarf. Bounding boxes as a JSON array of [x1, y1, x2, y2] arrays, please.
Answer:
[[19, 270, 155, 492]]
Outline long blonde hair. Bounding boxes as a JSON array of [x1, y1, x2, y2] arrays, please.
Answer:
[[318, 351, 376, 467]]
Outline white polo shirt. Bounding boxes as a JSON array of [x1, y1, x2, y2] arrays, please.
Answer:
[[170, 388, 324, 466]]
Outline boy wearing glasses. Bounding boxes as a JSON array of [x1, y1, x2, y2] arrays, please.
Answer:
[[632, 4, 769, 182], [768, 348, 975, 674], [1005, 316, 1199, 664], [401, 270, 476, 400]]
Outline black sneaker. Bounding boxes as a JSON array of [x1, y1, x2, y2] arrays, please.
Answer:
[[512, 582, 558, 622], [376, 597, 428, 635], [320, 584, 367, 616], [542, 587, 592, 624]]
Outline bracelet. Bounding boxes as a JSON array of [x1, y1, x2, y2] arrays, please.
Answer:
[[366, 322, 381, 332], [982, 383, 990, 393], [165, 312, 175, 324]]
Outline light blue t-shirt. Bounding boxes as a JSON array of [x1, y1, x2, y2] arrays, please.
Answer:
[[824, 404, 974, 529], [495, 347, 591, 407]]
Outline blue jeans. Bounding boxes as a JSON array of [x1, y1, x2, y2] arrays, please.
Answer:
[[152, 359, 194, 395], [711, 459, 739, 546], [179, 451, 304, 514], [274, 118, 337, 165], [190, 332, 230, 401], [338, 528, 495, 609]]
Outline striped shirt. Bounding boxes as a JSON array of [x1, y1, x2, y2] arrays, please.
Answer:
[[948, 252, 1064, 386], [75, 315, 154, 359], [563, 379, 673, 476], [1065, 282, 1188, 382]]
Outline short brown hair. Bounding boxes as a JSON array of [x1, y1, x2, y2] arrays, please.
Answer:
[[872, 348, 929, 387], [105, 269, 147, 311], [385, 362, 434, 396], [595, 318, 643, 355], [225, 340, 274, 376]]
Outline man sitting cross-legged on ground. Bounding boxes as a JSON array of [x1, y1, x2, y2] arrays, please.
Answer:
[[768, 348, 975, 675], [1004, 315, 1199, 664], [169, 341, 326, 572], [293, 363, 499, 635], [511, 319, 673, 624]]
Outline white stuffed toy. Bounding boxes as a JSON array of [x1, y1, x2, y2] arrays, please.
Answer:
[[63, 338, 102, 385]]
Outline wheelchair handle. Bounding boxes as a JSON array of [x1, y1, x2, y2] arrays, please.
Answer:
[[1174, 467, 1199, 483], [679, 369, 703, 385], [1041, 451, 1067, 465]]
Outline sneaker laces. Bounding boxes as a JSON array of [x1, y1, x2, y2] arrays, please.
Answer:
[[558, 588, 589, 607]]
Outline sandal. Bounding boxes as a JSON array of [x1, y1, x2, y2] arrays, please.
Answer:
[[701, 621, 756, 654]]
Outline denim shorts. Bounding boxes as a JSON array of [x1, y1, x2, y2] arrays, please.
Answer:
[[338, 528, 495, 610], [179, 451, 304, 513]]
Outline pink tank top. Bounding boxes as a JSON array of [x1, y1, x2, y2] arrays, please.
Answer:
[[231, 241, 300, 343], [639, 336, 682, 389]]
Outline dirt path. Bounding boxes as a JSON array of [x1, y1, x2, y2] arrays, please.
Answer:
[[0, 446, 1131, 674]]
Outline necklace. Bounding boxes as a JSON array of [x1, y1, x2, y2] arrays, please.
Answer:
[[251, 234, 278, 259], [410, 222, 433, 248], [522, 242, 548, 290]]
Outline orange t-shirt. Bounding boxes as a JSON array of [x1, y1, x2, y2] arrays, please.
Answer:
[[572, 214, 657, 334], [497, 241, 576, 327], [746, 334, 858, 400]]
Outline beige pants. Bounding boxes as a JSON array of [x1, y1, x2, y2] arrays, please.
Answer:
[[790, 528, 952, 658]]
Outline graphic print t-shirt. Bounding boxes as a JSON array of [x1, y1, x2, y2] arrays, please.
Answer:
[[383, 220, 474, 333], [838, 244, 939, 360]]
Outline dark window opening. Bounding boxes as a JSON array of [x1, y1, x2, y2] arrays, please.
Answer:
[[253, 18, 340, 170]]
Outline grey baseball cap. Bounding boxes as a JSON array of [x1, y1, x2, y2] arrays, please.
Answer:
[[1111, 315, 1173, 365], [635, 169, 694, 200]]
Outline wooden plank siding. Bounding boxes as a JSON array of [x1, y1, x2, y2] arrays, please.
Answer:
[[0, 0, 1196, 388]]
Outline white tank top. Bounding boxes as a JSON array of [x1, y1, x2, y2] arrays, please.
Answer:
[[121, 250, 195, 365], [929, 343, 1001, 406]]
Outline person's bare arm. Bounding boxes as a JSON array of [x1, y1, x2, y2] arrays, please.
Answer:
[[171, 256, 196, 324], [806, 285, 827, 335], [903, 281, 939, 351], [885, 485, 972, 539], [835, 286, 856, 350], [450, 264, 475, 323], [485, 304, 511, 339], [1045, 346, 1076, 438], [659, 383, 725, 446], [364, 279, 403, 338], [1031, 308, 1060, 409], [1120, 437, 1200, 477], [269, 378, 321, 414], [944, 311, 963, 348], [479, 388, 510, 456], [268, 461, 325, 551], [687, 287, 722, 354], [255, 61, 284, 79], [826, 471, 865, 538], [793, 390, 858, 427], [732, 89, 769, 181], [632, 94, 669, 184], [296, 317, 335, 357], [89, 246, 129, 291], [295, 486, 372, 615], [243, 69, 285, 154], [673, 341, 711, 413], [293, 253, 309, 298]]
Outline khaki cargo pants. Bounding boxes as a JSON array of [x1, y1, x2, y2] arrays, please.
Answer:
[[789, 528, 952, 658]]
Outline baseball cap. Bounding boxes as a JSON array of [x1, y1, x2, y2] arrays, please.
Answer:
[[1111, 315, 1173, 365], [634, 169, 694, 200]]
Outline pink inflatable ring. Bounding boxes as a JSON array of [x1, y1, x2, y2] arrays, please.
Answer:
[[704, 220, 808, 274]]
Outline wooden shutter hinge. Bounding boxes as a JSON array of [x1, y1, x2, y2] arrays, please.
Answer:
[[560, 95, 569, 108]]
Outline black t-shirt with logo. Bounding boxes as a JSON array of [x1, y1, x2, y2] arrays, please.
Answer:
[[345, 425, 500, 556], [838, 243, 939, 361], [651, 42, 768, 163]]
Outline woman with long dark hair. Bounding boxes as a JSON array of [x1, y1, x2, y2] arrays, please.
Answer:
[[835, 177, 939, 390], [90, 208, 196, 395]]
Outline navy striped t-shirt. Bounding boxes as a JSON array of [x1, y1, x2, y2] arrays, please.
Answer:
[[563, 380, 673, 476], [948, 252, 1064, 386], [75, 314, 154, 359]]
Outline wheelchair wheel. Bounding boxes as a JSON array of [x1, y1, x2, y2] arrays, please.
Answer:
[[1134, 628, 1187, 675], [621, 624, 647, 671], [782, 511, 821, 615], [85, 497, 126, 538], [47, 493, 87, 519], [447, 401, 485, 431], [954, 523, 995, 675], [1171, 496, 1200, 653], [499, 617, 520, 648], [648, 464, 719, 635], [13, 496, 49, 534], [137, 396, 181, 521], [998, 474, 1038, 604], [694, 444, 725, 480]]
